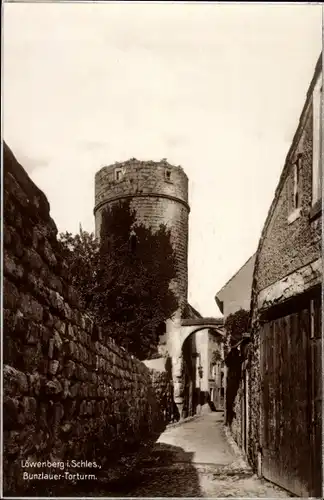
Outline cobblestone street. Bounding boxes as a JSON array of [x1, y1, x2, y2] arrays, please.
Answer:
[[105, 413, 292, 497]]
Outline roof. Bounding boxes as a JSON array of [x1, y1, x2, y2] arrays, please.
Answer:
[[215, 253, 256, 298]]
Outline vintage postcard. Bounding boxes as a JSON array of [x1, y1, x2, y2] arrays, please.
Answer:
[[2, 1, 323, 498]]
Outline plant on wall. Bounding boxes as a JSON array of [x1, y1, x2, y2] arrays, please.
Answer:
[[224, 308, 250, 355], [59, 200, 178, 360]]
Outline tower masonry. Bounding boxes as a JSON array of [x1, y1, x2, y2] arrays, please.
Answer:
[[94, 159, 190, 319]]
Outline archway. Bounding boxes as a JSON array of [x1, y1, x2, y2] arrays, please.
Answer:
[[180, 319, 224, 348], [174, 322, 224, 419]]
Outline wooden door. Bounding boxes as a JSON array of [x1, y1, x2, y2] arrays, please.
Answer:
[[260, 294, 322, 497]]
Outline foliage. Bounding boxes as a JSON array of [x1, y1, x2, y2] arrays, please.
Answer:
[[59, 227, 100, 311], [58, 201, 178, 360], [211, 349, 223, 365], [224, 308, 250, 357]]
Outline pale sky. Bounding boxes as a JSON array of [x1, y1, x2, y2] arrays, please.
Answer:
[[3, 2, 322, 316]]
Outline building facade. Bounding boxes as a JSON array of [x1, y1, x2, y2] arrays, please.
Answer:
[[215, 254, 256, 318], [207, 331, 225, 410], [181, 327, 224, 416], [247, 55, 322, 497], [215, 255, 256, 434]]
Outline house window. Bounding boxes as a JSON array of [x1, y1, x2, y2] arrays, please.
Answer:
[[312, 74, 322, 206], [165, 169, 172, 182], [288, 155, 302, 224], [115, 168, 123, 181]]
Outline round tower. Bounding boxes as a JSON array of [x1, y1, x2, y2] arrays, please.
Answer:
[[94, 159, 190, 317]]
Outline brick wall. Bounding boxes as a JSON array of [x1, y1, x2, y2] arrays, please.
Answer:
[[3, 144, 165, 496]]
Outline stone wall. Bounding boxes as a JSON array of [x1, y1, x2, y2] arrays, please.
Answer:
[[247, 57, 322, 473], [3, 143, 165, 496], [247, 333, 260, 470], [94, 159, 189, 313], [150, 367, 176, 425], [231, 382, 243, 449], [95, 159, 188, 208], [255, 63, 321, 294]]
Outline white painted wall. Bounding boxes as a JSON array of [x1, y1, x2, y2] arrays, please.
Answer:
[[193, 329, 209, 391], [216, 254, 256, 317]]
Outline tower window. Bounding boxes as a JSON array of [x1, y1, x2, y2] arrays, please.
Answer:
[[165, 169, 172, 182], [115, 168, 123, 181]]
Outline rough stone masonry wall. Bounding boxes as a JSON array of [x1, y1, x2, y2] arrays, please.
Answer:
[[256, 89, 321, 293], [231, 381, 243, 449], [150, 368, 175, 424], [247, 332, 260, 470], [3, 144, 165, 496]]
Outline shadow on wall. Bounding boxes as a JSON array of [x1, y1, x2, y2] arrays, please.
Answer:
[[196, 391, 217, 412], [225, 349, 242, 426], [206, 392, 217, 412], [165, 356, 180, 423], [106, 443, 203, 497], [145, 356, 180, 425], [182, 334, 198, 418]]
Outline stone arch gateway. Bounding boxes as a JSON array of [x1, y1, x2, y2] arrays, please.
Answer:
[[167, 318, 224, 417]]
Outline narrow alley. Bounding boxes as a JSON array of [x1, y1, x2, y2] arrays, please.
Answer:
[[3, 5, 322, 498], [105, 414, 292, 498]]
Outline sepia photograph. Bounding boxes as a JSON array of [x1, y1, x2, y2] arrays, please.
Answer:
[[2, 1, 323, 498]]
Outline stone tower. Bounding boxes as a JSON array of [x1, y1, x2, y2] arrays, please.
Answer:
[[94, 159, 190, 333]]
